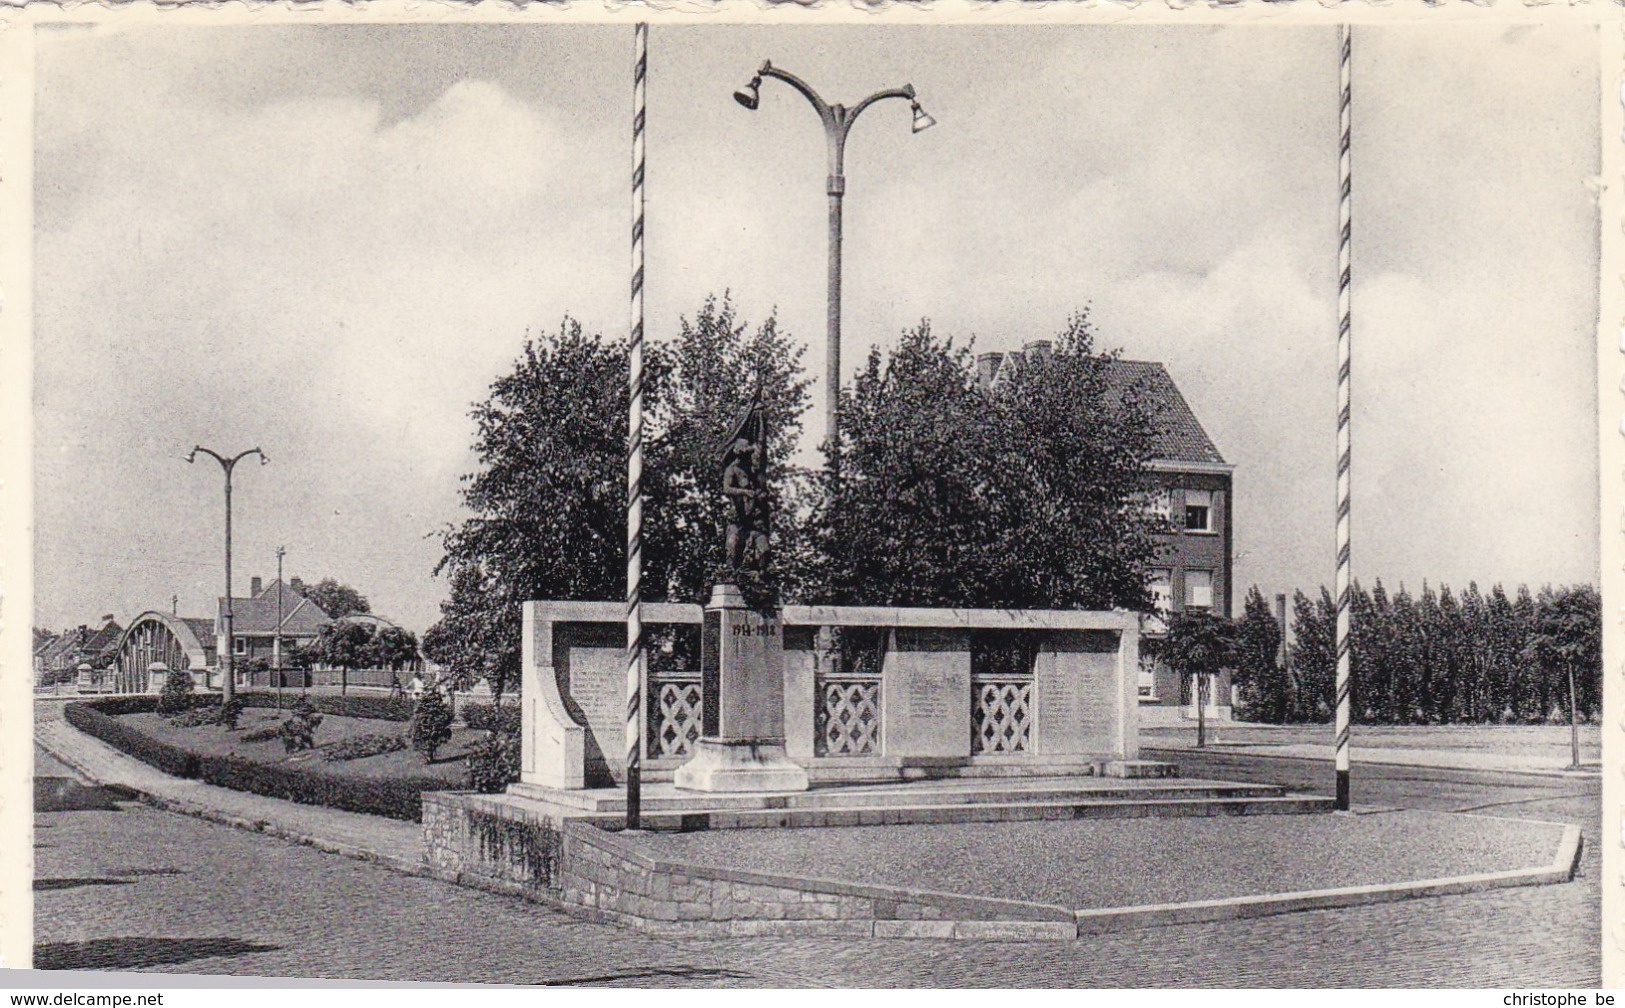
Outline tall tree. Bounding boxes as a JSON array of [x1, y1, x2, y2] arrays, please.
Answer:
[[432, 298, 811, 692], [803, 315, 1158, 610], [1234, 586, 1285, 723], [1289, 588, 1336, 722], [305, 579, 371, 620]]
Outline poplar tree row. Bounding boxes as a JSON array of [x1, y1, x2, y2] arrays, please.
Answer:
[[1231, 581, 1601, 726]]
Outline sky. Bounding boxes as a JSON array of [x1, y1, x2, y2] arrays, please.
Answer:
[[31, 21, 1601, 634]]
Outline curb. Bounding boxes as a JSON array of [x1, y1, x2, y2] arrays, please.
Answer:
[[1141, 745, 1602, 781], [36, 720, 429, 879], [1073, 824, 1584, 934], [40, 719, 1587, 942]]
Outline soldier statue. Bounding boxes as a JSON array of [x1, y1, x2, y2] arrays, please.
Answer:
[[720, 395, 770, 579]]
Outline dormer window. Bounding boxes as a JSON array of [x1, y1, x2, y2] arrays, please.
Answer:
[[1184, 489, 1213, 533]]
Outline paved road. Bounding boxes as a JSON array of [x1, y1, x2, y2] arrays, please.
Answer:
[[34, 745, 1597, 986]]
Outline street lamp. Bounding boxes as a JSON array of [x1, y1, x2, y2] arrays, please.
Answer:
[[185, 445, 267, 705], [734, 60, 934, 456]]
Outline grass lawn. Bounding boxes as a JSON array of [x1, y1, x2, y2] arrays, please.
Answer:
[[118, 707, 483, 786]]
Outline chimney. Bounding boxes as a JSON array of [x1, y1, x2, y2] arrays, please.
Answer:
[[1022, 339, 1053, 362], [251, 576, 263, 597], [290, 577, 305, 594], [100, 614, 115, 625], [976, 352, 1004, 389]]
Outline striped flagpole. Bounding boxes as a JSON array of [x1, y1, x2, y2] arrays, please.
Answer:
[[1333, 23, 1353, 813], [625, 21, 648, 831]]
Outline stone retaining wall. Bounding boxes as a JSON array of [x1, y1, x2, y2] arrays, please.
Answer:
[[421, 791, 1076, 939]]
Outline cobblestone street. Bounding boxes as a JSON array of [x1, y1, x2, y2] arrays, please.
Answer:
[[35, 741, 1598, 987]]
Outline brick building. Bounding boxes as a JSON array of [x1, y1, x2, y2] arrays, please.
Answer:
[[976, 342, 1235, 722]]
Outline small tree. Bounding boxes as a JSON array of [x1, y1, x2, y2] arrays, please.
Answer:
[[1522, 585, 1600, 769], [1162, 610, 1240, 747], [372, 625, 420, 694], [310, 620, 377, 695], [279, 696, 322, 753], [157, 668, 196, 717], [411, 686, 454, 763]]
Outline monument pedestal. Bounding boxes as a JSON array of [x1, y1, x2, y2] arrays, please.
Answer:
[[673, 737, 809, 792], [674, 583, 809, 793]]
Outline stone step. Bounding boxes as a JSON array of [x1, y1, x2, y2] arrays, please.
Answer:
[[597, 793, 1334, 831], [518, 779, 1287, 814]]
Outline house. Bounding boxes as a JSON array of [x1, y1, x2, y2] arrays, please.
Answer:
[[976, 342, 1235, 722], [215, 576, 331, 687], [38, 616, 124, 691]]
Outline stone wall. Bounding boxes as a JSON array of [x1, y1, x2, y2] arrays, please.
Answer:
[[522, 600, 1141, 791], [422, 791, 1077, 940]]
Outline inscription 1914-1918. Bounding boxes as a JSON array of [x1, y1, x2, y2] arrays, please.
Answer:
[[731, 621, 779, 638]]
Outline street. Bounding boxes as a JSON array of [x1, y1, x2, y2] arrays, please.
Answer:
[[33, 739, 1597, 987]]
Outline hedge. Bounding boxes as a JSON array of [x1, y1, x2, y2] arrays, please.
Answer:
[[191, 753, 440, 821], [461, 701, 520, 736], [237, 691, 414, 723], [64, 701, 199, 778], [63, 698, 446, 822]]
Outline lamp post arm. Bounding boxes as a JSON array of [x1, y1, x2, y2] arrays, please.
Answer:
[[845, 85, 915, 129], [188, 445, 229, 469], [758, 63, 834, 125], [758, 64, 843, 178], [229, 447, 267, 472]]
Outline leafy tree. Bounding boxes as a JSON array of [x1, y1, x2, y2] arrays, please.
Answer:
[[373, 626, 419, 671], [1162, 609, 1240, 746], [1522, 585, 1600, 767], [310, 620, 377, 695], [279, 697, 321, 753], [1233, 586, 1285, 723], [1289, 588, 1336, 723], [432, 297, 810, 690], [305, 579, 371, 620], [411, 686, 454, 763], [802, 315, 1158, 610]]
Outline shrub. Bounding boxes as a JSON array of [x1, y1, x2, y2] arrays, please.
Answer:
[[320, 732, 406, 763], [462, 701, 521, 736], [237, 691, 414, 723], [466, 729, 521, 794], [279, 698, 323, 753], [411, 688, 454, 763], [64, 702, 199, 778], [217, 694, 248, 730], [241, 724, 282, 743], [157, 669, 197, 717], [171, 706, 219, 728]]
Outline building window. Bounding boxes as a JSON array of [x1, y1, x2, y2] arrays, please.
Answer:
[[1186, 569, 1215, 610], [233, 637, 248, 656], [1145, 568, 1173, 635], [1184, 489, 1213, 532], [1148, 569, 1173, 614]]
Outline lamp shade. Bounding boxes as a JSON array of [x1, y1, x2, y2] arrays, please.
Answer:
[[911, 102, 936, 134]]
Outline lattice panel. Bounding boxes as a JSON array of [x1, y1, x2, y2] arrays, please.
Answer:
[[650, 680, 703, 759], [817, 680, 881, 757], [972, 680, 1032, 754]]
